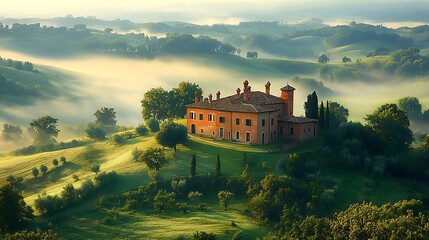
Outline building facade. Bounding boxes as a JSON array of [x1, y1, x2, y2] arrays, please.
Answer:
[[186, 80, 318, 145]]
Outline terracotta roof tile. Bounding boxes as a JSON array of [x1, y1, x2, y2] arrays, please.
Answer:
[[186, 91, 283, 113]]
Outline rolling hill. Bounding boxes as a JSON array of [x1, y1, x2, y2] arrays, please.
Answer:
[[0, 128, 427, 239]]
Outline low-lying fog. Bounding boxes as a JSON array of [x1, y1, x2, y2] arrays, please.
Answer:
[[0, 50, 428, 150]]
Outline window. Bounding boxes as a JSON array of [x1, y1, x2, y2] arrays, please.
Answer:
[[280, 127, 283, 135], [201, 129, 204, 133], [262, 119, 266, 126], [208, 114, 214, 121], [308, 127, 311, 132], [304, 129, 306, 133], [245, 119, 252, 126], [246, 132, 251, 142], [236, 118, 240, 125], [190, 111, 196, 119], [290, 127, 294, 135], [219, 116, 225, 123], [271, 118, 274, 125], [199, 113, 203, 120], [236, 131, 240, 140]]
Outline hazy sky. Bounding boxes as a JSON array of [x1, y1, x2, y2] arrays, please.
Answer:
[[2, 0, 429, 24]]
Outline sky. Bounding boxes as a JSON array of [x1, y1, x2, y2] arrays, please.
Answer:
[[1, 0, 429, 25]]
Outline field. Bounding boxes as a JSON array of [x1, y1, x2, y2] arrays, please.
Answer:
[[0, 128, 427, 239]]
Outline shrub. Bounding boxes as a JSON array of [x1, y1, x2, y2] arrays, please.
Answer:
[[60, 156, 67, 164], [135, 123, 148, 136], [132, 148, 143, 161], [6, 175, 23, 187], [193, 231, 216, 240], [153, 190, 176, 212], [146, 118, 160, 132], [178, 203, 189, 213], [52, 158, 59, 166], [112, 134, 125, 144], [40, 164, 48, 175], [91, 164, 101, 174], [32, 167, 39, 178], [85, 122, 106, 140]]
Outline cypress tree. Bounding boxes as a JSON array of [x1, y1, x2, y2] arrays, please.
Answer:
[[311, 91, 319, 119], [326, 100, 330, 130], [190, 154, 196, 177], [319, 101, 325, 129], [215, 154, 221, 176]]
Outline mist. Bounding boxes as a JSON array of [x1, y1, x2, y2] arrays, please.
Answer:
[[1, 48, 428, 152]]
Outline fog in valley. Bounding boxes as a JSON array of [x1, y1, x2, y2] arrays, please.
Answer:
[[1, 48, 428, 152]]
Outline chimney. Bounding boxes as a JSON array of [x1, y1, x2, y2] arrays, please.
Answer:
[[243, 80, 249, 90], [247, 86, 251, 99], [243, 86, 248, 102], [236, 88, 241, 96], [208, 93, 213, 105], [216, 91, 221, 100], [194, 91, 199, 103], [265, 81, 271, 95]]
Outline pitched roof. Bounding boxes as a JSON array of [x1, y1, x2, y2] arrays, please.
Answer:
[[186, 91, 284, 113], [280, 84, 296, 91], [278, 116, 318, 123]]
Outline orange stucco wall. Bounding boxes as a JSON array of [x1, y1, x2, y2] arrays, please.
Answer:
[[278, 121, 318, 142], [187, 107, 278, 145]]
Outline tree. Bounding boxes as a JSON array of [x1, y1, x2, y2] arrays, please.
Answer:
[[6, 176, 23, 188], [342, 56, 352, 63], [328, 101, 349, 129], [193, 231, 216, 240], [215, 154, 221, 176], [135, 123, 148, 136], [85, 122, 106, 140], [23, 61, 33, 71], [171, 81, 203, 118], [153, 190, 176, 212], [13, 61, 23, 70], [138, 147, 168, 171], [146, 118, 160, 132], [141, 87, 170, 121], [52, 159, 58, 167], [0, 184, 33, 233], [156, 121, 187, 152], [60, 156, 67, 165], [190, 154, 196, 177], [326, 101, 330, 130], [304, 91, 318, 119], [319, 101, 325, 129], [40, 164, 48, 175], [365, 103, 414, 153], [217, 191, 233, 210], [247, 51, 258, 58], [91, 164, 100, 174], [188, 191, 203, 202], [398, 97, 422, 120], [30, 115, 59, 146], [318, 54, 329, 64], [94, 107, 117, 133], [32, 167, 39, 178], [2, 124, 22, 141]]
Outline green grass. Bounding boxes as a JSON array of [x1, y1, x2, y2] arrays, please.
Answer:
[[1, 131, 427, 239]]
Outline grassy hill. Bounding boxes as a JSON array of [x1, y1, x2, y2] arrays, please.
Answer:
[[0, 128, 427, 239]]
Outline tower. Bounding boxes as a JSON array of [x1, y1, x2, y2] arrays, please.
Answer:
[[280, 84, 295, 116]]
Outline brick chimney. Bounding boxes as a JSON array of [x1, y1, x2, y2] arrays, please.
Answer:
[[236, 88, 241, 96], [265, 81, 271, 95], [208, 93, 213, 105], [194, 91, 199, 103], [243, 80, 249, 90], [216, 91, 221, 100], [248, 86, 251, 99]]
